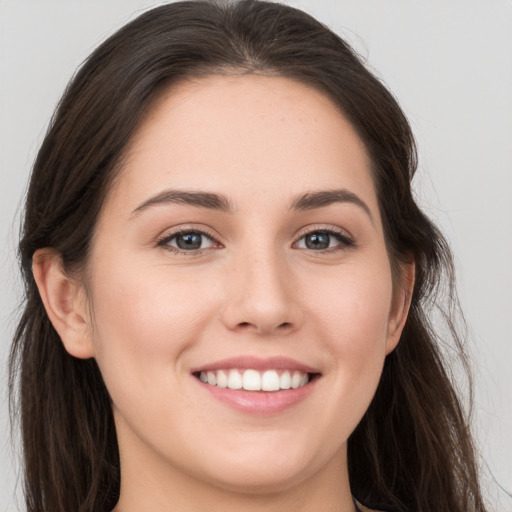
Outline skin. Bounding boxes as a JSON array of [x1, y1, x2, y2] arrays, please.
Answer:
[[33, 74, 414, 512]]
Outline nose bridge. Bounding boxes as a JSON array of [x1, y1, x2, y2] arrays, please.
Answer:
[[221, 235, 300, 335]]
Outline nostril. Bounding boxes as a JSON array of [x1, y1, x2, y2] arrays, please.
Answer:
[[231, 318, 296, 335]]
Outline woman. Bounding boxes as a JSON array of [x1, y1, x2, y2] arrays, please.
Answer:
[[9, 1, 488, 511]]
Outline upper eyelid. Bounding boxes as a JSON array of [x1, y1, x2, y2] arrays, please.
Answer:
[[293, 224, 353, 243], [157, 225, 220, 244], [159, 224, 351, 239]]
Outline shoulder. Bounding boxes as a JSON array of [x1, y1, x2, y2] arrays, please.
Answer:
[[355, 499, 390, 512]]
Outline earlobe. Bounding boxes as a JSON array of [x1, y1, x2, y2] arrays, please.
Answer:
[[32, 249, 95, 359], [385, 259, 415, 355]]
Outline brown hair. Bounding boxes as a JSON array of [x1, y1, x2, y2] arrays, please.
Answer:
[[10, 1, 487, 511]]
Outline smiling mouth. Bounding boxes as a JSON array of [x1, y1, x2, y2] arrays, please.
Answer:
[[193, 368, 321, 392]]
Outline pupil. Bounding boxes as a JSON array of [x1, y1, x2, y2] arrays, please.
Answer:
[[177, 232, 202, 250], [306, 232, 330, 249]]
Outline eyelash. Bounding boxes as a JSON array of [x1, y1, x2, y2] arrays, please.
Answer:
[[157, 227, 220, 255], [294, 226, 355, 253], [157, 226, 355, 255]]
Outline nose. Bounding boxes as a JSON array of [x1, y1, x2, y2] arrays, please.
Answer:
[[220, 247, 302, 336]]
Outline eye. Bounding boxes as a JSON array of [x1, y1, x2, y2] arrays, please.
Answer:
[[294, 228, 354, 252], [158, 229, 219, 253]]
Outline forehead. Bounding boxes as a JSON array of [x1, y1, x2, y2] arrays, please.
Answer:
[[109, 74, 378, 216]]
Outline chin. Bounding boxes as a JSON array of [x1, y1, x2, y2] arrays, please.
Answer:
[[191, 441, 331, 495], [203, 464, 312, 495]]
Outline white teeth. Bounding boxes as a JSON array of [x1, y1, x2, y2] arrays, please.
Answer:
[[280, 370, 291, 389], [216, 369, 228, 388], [198, 368, 312, 391], [227, 369, 243, 389], [261, 370, 280, 391], [243, 369, 261, 390], [291, 371, 303, 389]]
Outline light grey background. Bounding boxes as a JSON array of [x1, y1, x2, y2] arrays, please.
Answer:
[[1, 1, 511, 510]]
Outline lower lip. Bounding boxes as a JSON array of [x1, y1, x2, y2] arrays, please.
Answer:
[[193, 375, 319, 415]]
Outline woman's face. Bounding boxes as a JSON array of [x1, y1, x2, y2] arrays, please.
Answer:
[[81, 75, 410, 495]]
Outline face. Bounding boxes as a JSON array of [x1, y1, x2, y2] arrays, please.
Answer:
[[78, 75, 409, 495]]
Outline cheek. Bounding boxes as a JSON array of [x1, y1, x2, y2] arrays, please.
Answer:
[[305, 261, 393, 417], [309, 261, 393, 353], [87, 258, 218, 391]]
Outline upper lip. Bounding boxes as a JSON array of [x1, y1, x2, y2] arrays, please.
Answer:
[[190, 355, 320, 374]]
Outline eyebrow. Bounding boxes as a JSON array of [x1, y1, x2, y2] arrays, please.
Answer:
[[131, 187, 373, 222], [131, 190, 234, 217], [290, 189, 373, 223]]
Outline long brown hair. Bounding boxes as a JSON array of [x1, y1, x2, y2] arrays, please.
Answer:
[[9, 1, 487, 511]]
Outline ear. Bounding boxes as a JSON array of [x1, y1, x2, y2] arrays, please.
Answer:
[[32, 248, 95, 359], [385, 257, 415, 355]]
